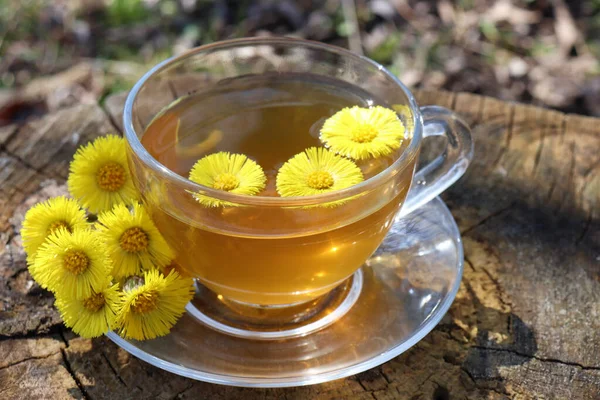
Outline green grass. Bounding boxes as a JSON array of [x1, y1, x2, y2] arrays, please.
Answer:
[[368, 33, 402, 64], [106, 0, 150, 26]]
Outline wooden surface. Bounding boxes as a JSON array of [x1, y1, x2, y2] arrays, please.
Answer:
[[1, 90, 599, 399]]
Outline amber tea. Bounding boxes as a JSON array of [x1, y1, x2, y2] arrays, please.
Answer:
[[141, 74, 415, 305]]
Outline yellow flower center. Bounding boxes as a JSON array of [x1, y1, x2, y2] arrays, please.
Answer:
[[132, 290, 159, 314], [47, 220, 71, 235], [119, 227, 149, 253], [307, 171, 335, 190], [82, 292, 105, 312], [96, 162, 126, 192], [63, 250, 90, 275], [351, 124, 379, 143], [213, 173, 239, 191]]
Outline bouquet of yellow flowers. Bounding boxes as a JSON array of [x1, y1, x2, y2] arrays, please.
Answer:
[[22, 134, 194, 340]]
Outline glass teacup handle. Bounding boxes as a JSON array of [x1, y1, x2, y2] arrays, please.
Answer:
[[399, 106, 474, 217]]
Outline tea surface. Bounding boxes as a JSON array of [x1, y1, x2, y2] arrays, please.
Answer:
[[142, 74, 405, 195]]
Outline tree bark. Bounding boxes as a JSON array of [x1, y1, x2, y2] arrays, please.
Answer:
[[1, 90, 598, 399]]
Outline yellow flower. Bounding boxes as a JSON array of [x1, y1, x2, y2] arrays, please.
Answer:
[[55, 281, 123, 338], [97, 203, 174, 278], [276, 147, 364, 200], [188, 152, 266, 207], [68, 135, 139, 214], [115, 269, 194, 340], [32, 229, 112, 299], [21, 196, 88, 263], [320, 106, 405, 160]]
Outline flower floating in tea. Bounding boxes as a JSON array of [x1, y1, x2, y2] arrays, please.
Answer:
[[21, 196, 88, 263], [21, 133, 194, 341], [31, 228, 112, 299], [116, 269, 194, 340], [68, 135, 139, 213], [97, 203, 174, 278], [188, 152, 267, 207], [320, 106, 405, 160], [276, 147, 364, 200], [55, 281, 123, 338]]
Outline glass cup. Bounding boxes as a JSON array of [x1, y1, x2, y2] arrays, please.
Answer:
[[123, 37, 472, 338]]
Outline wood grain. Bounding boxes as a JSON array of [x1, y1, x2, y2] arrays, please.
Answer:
[[1, 90, 598, 399]]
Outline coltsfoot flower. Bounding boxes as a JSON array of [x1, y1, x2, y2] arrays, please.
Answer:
[[21, 196, 88, 263], [56, 281, 123, 338], [32, 229, 112, 299], [320, 106, 405, 160], [188, 152, 266, 207], [68, 135, 139, 213], [115, 270, 194, 340], [97, 203, 174, 278], [276, 147, 364, 199]]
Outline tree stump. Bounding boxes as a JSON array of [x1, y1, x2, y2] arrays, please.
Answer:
[[1, 90, 599, 399]]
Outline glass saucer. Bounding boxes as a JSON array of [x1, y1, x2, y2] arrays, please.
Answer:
[[107, 197, 463, 387]]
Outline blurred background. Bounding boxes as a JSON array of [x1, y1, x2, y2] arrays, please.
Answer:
[[1, 0, 599, 126]]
